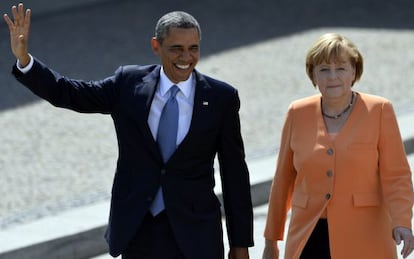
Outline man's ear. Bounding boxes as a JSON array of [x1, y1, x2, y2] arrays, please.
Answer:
[[151, 37, 160, 55]]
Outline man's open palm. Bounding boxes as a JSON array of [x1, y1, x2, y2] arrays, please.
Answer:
[[4, 3, 31, 65]]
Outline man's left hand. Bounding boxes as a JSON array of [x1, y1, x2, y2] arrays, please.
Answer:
[[228, 247, 249, 259]]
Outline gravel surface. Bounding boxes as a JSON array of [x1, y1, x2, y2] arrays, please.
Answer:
[[1, 0, 414, 229]]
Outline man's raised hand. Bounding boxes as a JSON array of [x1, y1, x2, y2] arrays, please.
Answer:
[[4, 3, 31, 66]]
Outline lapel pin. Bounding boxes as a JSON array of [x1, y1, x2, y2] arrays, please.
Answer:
[[202, 101, 209, 106]]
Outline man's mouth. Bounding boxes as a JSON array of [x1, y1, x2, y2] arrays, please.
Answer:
[[175, 64, 190, 70]]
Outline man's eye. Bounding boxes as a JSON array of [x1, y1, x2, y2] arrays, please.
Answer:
[[169, 47, 183, 53]]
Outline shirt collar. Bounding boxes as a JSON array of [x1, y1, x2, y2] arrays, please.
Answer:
[[159, 67, 194, 98]]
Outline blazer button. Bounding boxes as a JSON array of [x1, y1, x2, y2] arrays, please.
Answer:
[[147, 196, 153, 202], [161, 169, 166, 175], [326, 148, 334, 156], [325, 193, 331, 200], [326, 170, 333, 177]]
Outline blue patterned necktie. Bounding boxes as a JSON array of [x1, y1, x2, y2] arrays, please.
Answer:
[[150, 85, 179, 216]]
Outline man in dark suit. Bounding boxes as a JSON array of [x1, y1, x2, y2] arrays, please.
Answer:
[[4, 3, 254, 259]]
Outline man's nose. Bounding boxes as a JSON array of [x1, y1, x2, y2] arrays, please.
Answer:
[[180, 49, 192, 60]]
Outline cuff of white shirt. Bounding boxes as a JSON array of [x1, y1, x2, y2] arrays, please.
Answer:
[[16, 54, 34, 73]]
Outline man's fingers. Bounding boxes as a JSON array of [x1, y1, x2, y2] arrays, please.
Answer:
[[5, 5, 18, 27], [3, 14, 13, 28], [18, 3, 25, 22], [9, 4, 28, 26], [25, 9, 31, 25], [3, 5, 31, 32], [11, 5, 18, 22]]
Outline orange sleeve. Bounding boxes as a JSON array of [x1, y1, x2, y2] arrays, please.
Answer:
[[264, 105, 297, 240]]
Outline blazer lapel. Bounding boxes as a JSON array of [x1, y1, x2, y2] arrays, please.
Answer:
[[190, 71, 214, 130], [130, 66, 163, 162], [171, 70, 213, 157]]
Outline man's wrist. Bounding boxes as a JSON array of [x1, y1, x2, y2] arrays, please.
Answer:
[[18, 53, 31, 67], [17, 53, 33, 73]]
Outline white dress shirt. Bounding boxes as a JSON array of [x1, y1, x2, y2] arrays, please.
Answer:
[[16, 54, 34, 73], [147, 67, 195, 146]]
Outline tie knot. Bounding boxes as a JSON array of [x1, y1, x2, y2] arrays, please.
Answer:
[[169, 85, 179, 98]]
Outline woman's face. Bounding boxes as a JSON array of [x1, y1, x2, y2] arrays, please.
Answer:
[[313, 57, 356, 99]]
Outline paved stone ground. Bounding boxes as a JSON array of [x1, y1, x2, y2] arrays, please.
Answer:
[[0, 0, 414, 230]]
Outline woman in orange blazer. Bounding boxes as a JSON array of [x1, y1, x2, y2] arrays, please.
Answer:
[[262, 33, 414, 259]]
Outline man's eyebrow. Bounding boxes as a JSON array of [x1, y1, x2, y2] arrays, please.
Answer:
[[167, 44, 199, 48], [167, 44, 183, 48]]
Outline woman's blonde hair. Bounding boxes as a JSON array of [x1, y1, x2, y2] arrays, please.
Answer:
[[305, 33, 363, 87]]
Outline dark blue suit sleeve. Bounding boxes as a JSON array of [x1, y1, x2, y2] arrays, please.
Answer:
[[217, 88, 254, 247], [12, 57, 119, 114]]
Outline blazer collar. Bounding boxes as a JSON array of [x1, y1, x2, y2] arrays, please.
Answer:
[[134, 67, 214, 164], [316, 92, 361, 140], [158, 67, 194, 98], [131, 66, 162, 162], [169, 70, 213, 159]]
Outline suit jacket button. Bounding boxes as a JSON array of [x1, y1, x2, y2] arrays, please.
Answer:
[[161, 169, 166, 175], [326, 148, 334, 156], [147, 196, 153, 202], [325, 193, 331, 200]]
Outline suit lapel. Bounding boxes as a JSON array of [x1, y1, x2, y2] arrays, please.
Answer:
[[135, 69, 213, 164], [130, 66, 163, 162], [190, 70, 213, 131], [172, 70, 213, 157]]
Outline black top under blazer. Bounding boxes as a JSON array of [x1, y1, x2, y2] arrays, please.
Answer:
[[13, 58, 254, 258]]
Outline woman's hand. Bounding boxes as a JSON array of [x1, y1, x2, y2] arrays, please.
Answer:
[[262, 239, 279, 259], [393, 226, 414, 258]]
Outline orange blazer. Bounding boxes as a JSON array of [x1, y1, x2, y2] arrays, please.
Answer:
[[264, 92, 414, 259]]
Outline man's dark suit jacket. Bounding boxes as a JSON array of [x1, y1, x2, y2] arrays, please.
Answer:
[[13, 58, 254, 258]]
